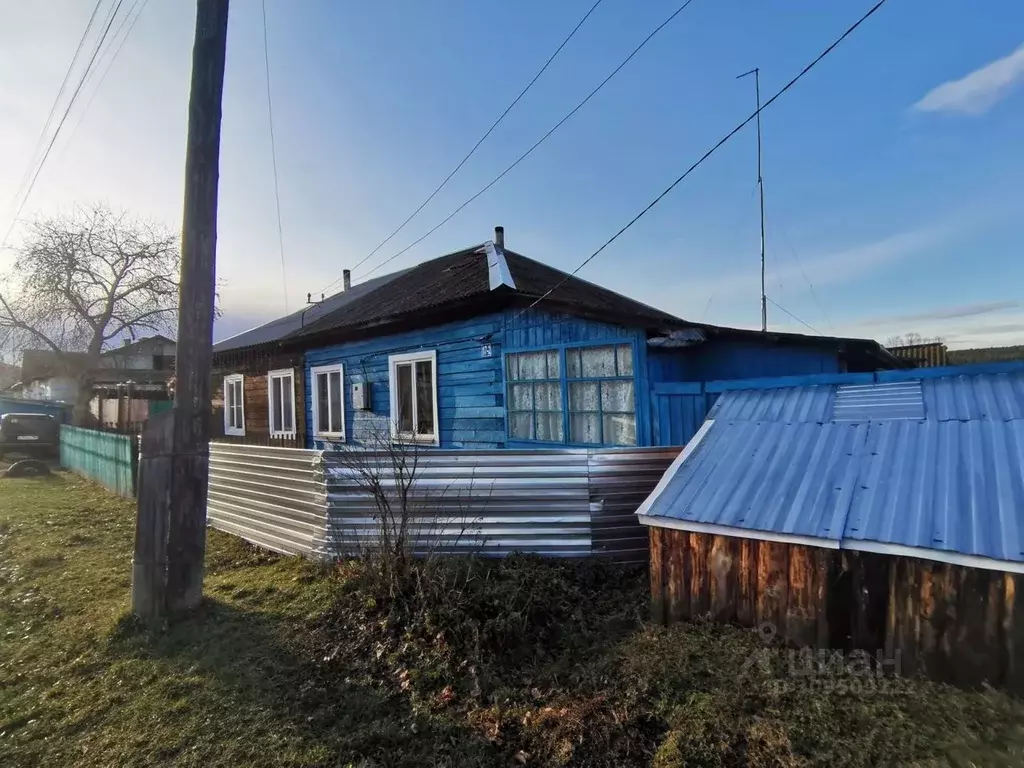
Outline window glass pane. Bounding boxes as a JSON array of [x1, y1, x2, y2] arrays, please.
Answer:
[[536, 412, 564, 442], [580, 345, 616, 378], [329, 371, 342, 433], [510, 383, 533, 410], [566, 348, 581, 378], [534, 381, 562, 411], [282, 377, 293, 432], [568, 381, 599, 412], [545, 350, 560, 379], [316, 373, 330, 433], [569, 413, 601, 444], [272, 377, 283, 433], [603, 413, 636, 446], [616, 344, 634, 377], [396, 364, 413, 433], [507, 354, 520, 381], [415, 360, 434, 435], [516, 351, 547, 380], [601, 380, 635, 413], [510, 412, 533, 440]]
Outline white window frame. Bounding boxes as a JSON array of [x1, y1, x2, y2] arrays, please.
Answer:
[[223, 374, 245, 436], [388, 350, 439, 445], [311, 363, 346, 440], [267, 368, 296, 438]]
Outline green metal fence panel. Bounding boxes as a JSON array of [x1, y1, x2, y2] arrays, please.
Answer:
[[60, 425, 137, 497]]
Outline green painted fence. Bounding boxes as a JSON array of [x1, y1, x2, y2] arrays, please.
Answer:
[[60, 425, 138, 497]]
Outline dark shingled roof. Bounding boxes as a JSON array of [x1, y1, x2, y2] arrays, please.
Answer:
[[292, 244, 683, 339], [225, 239, 898, 369]]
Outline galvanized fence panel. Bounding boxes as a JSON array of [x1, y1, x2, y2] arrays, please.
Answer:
[[322, 447, 678, 561], [60, 425, 137, 497], [587, 448, 680, 562], [207, 442, 327, 557]]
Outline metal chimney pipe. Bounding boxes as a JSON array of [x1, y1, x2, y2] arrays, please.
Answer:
[[342, 269, 351, 291], [494, 226, 504, 249]]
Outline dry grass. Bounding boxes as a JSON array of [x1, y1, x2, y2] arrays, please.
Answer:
[[2, 474, 1023, 767]]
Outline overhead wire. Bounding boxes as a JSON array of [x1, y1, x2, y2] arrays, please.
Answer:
[[511, 0, 889, 326], [3, 0, 127, 246], [347, 0, 699, 285], [338, 0, 606, 284], [261, 0, 290, 314], [6, 0, 105, 221], [56, 0, 151, 162]]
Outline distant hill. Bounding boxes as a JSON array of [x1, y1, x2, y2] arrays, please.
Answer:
[[948, 345, 1024, 365]]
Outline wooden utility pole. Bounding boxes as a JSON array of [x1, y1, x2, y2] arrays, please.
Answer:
[[132, 0, 229, 621]]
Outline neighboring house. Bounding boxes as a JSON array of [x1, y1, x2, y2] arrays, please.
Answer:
[[16, 336, 175, 427], [16, 349, 88, 402], [0, 362, 20, 392], [888, 340, 948, 368], [213, 227, 899, 450]]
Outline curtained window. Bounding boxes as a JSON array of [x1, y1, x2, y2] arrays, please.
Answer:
[[505, 343, 636, 446]]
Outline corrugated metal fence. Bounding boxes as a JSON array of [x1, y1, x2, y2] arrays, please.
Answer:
[[207, 442, 326, 557], [206, 444, 677, 563], [60, 425, 137, 497]]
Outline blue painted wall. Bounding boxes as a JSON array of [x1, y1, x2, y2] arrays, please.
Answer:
[[304, 314, 505, 450], [301, 307, 852, 452], [648, 340, 840, 385]]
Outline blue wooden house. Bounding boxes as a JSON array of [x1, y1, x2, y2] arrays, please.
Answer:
[[213, 227, 900, 450]]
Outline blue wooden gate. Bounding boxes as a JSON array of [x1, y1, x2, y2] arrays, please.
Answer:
[[650, 382, 713, 447]]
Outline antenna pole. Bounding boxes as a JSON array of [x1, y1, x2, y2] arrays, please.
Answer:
[[738, 67, 766, 332]]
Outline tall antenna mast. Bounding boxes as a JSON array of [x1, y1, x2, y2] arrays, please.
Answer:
[[738, 67, 766, 332]]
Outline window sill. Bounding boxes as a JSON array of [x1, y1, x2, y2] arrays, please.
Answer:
[[392, 434, 439, 446], [314, 433, 345, 441], [225, 428, 245, 437]]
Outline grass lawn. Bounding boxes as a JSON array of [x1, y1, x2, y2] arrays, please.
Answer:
[[2, 473, 1024, 767]]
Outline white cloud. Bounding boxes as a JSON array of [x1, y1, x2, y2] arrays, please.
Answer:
[[913, 43, 1024, 115], [836, 302, 1024, 350]]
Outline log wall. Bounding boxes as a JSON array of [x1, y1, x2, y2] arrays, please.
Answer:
[[649, 527, 1024, 694]]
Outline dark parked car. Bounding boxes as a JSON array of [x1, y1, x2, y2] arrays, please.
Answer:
[[0, 413, 60, 460]]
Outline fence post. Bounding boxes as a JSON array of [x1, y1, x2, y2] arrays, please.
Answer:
[[132, 411, 175, 623]]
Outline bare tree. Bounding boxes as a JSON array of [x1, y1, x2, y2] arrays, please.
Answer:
[[322, 423, 486, 598], [886, 332, 945, 349], [0, 205, 180, 423]]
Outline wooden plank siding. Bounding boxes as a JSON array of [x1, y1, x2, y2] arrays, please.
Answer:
[[304, 315, 507, 449], [212, 353, 306, 447], [650, 528, 1024, 694]]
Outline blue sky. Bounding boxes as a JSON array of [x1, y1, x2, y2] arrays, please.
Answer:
[[2, 0, 1023, 348]]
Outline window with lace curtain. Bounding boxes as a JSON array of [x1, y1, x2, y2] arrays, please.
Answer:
[[506, 343, 636, 446]]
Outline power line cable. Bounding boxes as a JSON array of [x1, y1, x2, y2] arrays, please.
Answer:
[[512, 0, 889, 324], [2, 0, 126, 245], [261, 0, 290, 313], [344, 0, 606, 280], [766, 296, 821, 335], [344, 0, 699, 286], [6, 0, 105, 217], [56, 0, 151, 161]]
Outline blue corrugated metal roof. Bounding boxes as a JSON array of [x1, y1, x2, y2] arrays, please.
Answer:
[[638, 367, 1024, 572], [832, 381, 925, 421], [709, 384, 834, 423]]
